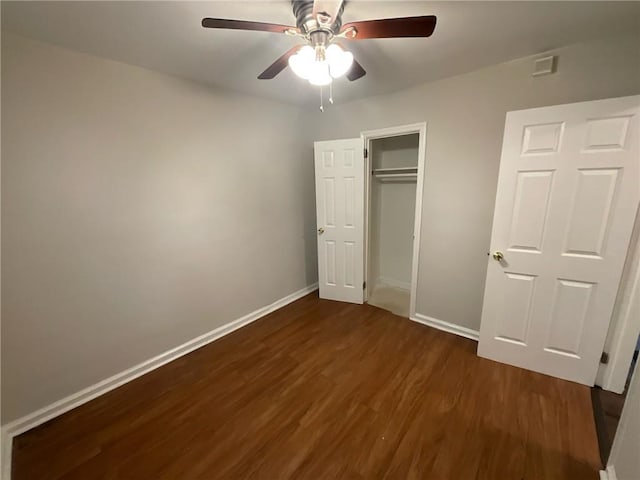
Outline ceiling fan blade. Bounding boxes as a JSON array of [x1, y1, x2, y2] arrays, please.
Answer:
[[346, 57, 366, 81], [201, 18, 298, 34], [312, 0, 344, 24], [341, 16, 437, 39], [258, 45, 302, 80]]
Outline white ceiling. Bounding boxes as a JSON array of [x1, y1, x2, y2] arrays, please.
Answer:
[[3, 1, 640, 105]]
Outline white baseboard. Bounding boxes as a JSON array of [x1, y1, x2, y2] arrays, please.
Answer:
[[377, 277, 411, 291], [0, 282, 318, 480], [600, 466, 617, 480], [410, 313, 479, 341]]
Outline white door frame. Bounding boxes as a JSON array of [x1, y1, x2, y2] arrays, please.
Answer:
[[361, 122, 427, 318], [597, 205, 640, 393]]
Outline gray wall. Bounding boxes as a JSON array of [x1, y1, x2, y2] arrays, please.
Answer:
[[3, 29, 640, 426], [311, 32, 640, 332], [1, 33, 317, 423]]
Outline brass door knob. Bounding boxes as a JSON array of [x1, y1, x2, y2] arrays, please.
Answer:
[[492, 251, 504, 261], [318, 227, 325, 235]]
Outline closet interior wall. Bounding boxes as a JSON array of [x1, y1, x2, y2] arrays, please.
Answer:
[[368, 134, 419, 317]]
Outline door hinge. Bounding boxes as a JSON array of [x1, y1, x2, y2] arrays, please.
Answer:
[[363, 281, 366, 290], [363, 148, 368, 159], [600, 352, 609, 364]]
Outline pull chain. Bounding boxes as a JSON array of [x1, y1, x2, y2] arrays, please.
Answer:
[[319, 86, 324, 112], [329, 82, 334, 104]]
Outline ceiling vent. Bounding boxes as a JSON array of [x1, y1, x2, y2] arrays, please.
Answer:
[[532, 55, 556, 77]]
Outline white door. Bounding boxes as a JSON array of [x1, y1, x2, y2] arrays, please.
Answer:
[[479, 95, 640, 385], [314, 138, 365, 303]]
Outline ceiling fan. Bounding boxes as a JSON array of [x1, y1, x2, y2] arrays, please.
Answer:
[[201, 0, 437, 87]]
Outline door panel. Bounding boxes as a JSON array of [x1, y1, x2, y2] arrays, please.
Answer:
[[545, 279, 593, 356], [479, 95, 640, 385], [314, 138, 364, 303], [495, 272, 536, 345], [563, 168, 619, 257], [521, 122, 564, 155], [508, 170, 554, 252]]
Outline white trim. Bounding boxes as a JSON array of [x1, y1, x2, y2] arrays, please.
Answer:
[[411, 313, 480, 341], [597, 206, 640, 393], [0, 283, 318, 480], [1, 434, 11, 480], [607, 364, 639, 480], [599, 466, 618, 480], [377, 277, 411, 291], [363, 135, 372, 302], [361, 122, 427, 320]]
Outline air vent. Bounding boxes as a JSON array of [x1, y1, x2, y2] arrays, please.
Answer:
[[532, 55, 556, 77]]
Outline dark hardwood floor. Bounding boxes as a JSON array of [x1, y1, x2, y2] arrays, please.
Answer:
[[13, 293, 602, 479]]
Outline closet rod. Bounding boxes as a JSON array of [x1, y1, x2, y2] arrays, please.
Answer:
[[371, 167, 418, 175], [375, 173, 417, 182], [372, 167, 418, 176]]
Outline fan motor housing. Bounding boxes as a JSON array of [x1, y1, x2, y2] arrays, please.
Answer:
[[291, 0, 345, 34]]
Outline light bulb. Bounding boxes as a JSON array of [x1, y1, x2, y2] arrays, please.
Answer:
[[288, 46, 315, 80], [308, 61, 332, 86], [326, 44, 354, 79]]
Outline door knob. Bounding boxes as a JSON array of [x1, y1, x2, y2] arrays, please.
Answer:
[[492, 251, 504, 261], [318, 227, 325, 235]]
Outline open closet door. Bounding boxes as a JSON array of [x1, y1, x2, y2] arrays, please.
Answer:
[[314, 138, 365, 304], [478, 95, 639, 385]]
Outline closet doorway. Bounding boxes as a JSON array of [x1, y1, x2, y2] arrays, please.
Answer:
[[363, 124, 427, 319]]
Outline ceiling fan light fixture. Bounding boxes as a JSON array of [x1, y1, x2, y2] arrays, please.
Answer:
[[288, 45, 315, 79], [203, 8, 438, 85], [307, 60, 332, 86], [288, 43, 353, 86], [326, 44, 353, 79]]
